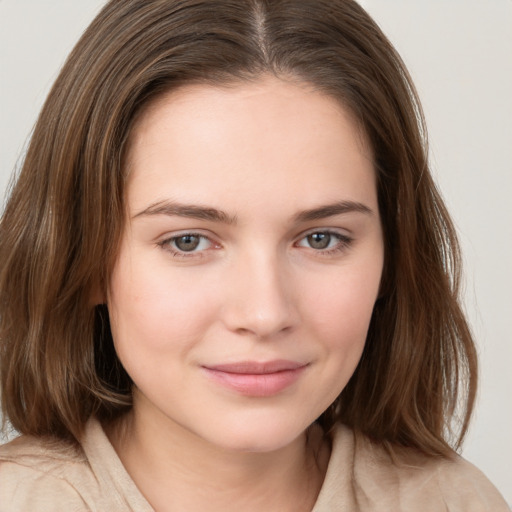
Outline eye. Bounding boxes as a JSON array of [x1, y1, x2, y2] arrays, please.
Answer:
[[296, 230, 352, 253], [159, 233, 214, 256]]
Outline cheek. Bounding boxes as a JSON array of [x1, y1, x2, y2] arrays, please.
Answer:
[[107, 257, 221, 363], [301, 264, 381, 344], [284, 267, 380, 420]]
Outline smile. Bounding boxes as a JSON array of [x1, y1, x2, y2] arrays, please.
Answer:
[[201, 360, 309, 397]]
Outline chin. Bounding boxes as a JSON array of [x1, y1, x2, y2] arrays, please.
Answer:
[[196, 412, 311, 454]]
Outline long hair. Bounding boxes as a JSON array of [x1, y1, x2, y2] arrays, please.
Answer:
[[0, 0, 476, 457]]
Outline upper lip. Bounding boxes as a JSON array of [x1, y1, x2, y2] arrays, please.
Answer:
[[203, 360, 307, 374]]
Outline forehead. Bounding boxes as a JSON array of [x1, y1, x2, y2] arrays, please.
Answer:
[[124, 76, 376, 216], [129, 77, 370, 159]]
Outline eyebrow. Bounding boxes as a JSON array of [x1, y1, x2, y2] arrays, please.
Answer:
[[133, 200, 237, 224], [293, 200, 374, 222], [133, 199, 373, 224]]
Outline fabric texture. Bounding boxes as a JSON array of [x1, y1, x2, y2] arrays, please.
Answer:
[[0, 419, 509, 511]]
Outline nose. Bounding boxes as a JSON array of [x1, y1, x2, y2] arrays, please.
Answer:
[[221, 250, 299, 339]]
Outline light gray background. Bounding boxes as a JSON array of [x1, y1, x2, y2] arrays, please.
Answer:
[[1, 0, 511, 502]]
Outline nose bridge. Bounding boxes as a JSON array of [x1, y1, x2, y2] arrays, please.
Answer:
[[222, 245, 297, 338]]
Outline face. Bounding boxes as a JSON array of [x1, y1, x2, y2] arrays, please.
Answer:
[[108, 76, 384, 453]]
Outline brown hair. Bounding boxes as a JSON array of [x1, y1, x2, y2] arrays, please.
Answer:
[[0, 0, 476, 457]]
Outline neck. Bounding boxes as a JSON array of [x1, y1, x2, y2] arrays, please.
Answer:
[[107, 403, 329, 512]]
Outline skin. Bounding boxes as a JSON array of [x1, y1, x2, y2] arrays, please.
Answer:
[[107, 76, 384, 511]]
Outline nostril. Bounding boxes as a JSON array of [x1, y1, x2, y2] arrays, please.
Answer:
[[222, 293, 298, 339], [234, 323, 294, 339]]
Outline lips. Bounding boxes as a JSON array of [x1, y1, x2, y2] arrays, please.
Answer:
[[202, 360, 308, 397]]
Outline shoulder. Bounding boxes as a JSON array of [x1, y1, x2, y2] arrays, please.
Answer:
[[0, 419, 153, 512], [318, 424, 509, 512], [433, 455, 510, 510], [0, 433, 93, 511]]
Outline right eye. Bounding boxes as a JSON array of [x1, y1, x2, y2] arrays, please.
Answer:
[[159, 233, 214, 257]]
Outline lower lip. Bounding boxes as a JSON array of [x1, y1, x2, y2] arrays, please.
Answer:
[[202, 367, 307, 397]]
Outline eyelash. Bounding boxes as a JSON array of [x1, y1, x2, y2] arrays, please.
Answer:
[[157, 230, 353, 259]]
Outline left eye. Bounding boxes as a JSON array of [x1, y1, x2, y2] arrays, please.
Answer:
[[296, 231, 348, 250], [167, 234, 212, 253]]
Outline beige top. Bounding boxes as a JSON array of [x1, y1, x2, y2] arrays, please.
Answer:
[[0, 419, 508, 511]]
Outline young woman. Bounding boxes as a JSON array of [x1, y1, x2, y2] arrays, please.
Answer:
[[0, 0, 508, 510]]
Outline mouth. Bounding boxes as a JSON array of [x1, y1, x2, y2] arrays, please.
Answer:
[[201, 360, 309, 397]]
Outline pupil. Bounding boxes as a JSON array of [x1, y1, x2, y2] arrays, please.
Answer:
[[175, 235, 200, 252], [308, 233, 330, 249]]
